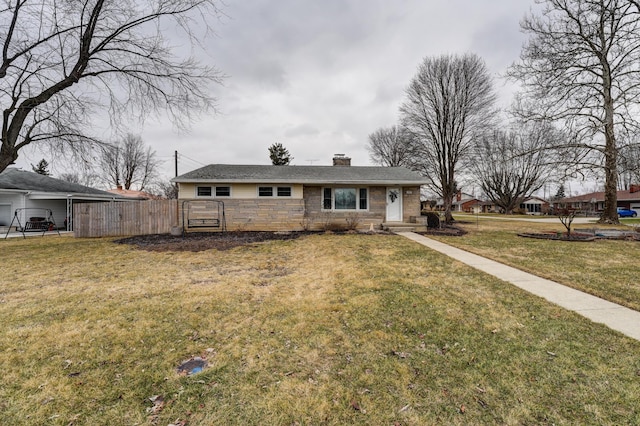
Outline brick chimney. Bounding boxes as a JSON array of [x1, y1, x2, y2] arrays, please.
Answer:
[[456, 190, 462, 202], [630, 184, 640, 193], [332, 154, 351, 166]]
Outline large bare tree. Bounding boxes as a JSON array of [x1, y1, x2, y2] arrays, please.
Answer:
[[400, 53, 496, 222], [99, 134, 158, 190], [507, 0, 640, 223], [471, 123, 558, 214], [0, 0, 222, 173], [617, 136, 640, 189], [366, 125, 413, 167]]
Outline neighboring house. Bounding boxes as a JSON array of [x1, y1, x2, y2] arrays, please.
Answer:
[[520, 196, 550, 215], [436, 191, 480, 213], [480, 201, 498, 213], [107, 185, 162, 200], [171, 155, 427, 231], [453, 197, 483, 213], [0, 168, 126, 231], [553, 185, 640, 216]]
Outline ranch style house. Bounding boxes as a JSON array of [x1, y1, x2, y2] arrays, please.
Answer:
[[172, 155, 427, 232]]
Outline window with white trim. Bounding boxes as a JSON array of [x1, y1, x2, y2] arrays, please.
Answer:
[[258, 186, 292, 197], [277, 186, 292, 197], [196, 186, 231, 197], [215, 186, 231, 197], [196, 186, 212, 197], [322, 187, 368, 211]]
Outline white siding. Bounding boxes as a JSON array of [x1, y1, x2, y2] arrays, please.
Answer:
[[0, 193, 25, 226], [25, 199, 67, 228]]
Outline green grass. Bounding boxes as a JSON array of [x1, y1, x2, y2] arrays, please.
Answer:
[[1, 234, 639, 425], [620, 217, 640, 224], [433, 217, 640, 311]]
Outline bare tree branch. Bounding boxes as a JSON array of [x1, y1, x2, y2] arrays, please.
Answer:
[[99, 133, 158, 190], [471, 122, 560, 214], [0, 0, 223, 172], [366, 125, 413, 167], [401, 53, 496, 223], [507, 0, 640, 223]]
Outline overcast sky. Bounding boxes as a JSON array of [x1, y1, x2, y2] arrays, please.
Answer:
[[18, 0, 538, 184]]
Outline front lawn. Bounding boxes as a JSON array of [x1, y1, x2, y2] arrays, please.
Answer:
[[1, 234, 639, 425], [434, 217, 640, 311]]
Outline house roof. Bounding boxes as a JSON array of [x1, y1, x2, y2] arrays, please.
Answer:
[[0, 168, 116, 197], [522, 196, 549, 204], [453, 198, 482, 206], [172, 164, 428, 185], [107, 187, 162, 200], [558, 189, 640, 203]]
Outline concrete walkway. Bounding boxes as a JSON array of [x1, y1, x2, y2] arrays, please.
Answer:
[[398, 232, 640, 342]]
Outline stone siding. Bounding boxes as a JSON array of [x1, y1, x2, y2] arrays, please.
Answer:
[[181, 198, 306, 231], [179, 184, 423, 231], [402, 186, 422, 222], [302, 186, 385, 231]]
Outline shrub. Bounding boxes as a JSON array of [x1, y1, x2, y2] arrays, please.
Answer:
[[425, 212, 440, 228], [345, 213, 361, 231]]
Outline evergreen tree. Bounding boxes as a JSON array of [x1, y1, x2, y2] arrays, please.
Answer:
[[268, 143, 293, 165], [554, 183, 566, 200], [31, 159, 50, 175]]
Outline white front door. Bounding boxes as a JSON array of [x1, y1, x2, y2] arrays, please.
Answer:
[[386, 187, 402, 222]]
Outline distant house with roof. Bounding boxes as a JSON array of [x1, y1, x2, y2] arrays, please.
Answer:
[[434, 191, 482, 213], [171, 155, 428, 231], [520, 196, 551, 215], [553, 185, 640, 216], [0, 168, 126, 231], [107, 185, 162, 200]]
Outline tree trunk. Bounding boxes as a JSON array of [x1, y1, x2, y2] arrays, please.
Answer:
[[443, 192, 454, 223], [0, 142, 18, 172], [599, 69, 619, 224], [601, 142, 619, 223]]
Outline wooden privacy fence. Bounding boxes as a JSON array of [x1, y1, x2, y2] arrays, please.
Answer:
[[74, 200, 178, 238]]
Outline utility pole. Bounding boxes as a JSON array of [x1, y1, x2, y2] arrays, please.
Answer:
[[174, 150, 178, 177]]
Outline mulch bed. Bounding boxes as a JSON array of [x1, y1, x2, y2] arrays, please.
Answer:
[[419, 225, 468, 237], [517, 232, 597, 241], [518, 230, 640, 242], [114, 231, 315, 252]]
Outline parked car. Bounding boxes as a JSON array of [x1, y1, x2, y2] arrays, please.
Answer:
[[617, 207, 638, 218]]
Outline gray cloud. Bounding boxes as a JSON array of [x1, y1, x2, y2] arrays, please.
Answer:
[[18, 0, 537, 178]]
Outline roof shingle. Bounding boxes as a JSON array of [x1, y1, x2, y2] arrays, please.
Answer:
[[0, 168, 114, 195], [172, 164, 427, 185]]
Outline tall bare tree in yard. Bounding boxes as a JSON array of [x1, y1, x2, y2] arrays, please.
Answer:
[[0, 0, 222, 174], [100, 134, 158, 190], [400, 53, 496, 222], [367, 125, 413, 167], [507, 0, 640, 223], [618, 139, 640, 189], [471, 123, 558, 214]]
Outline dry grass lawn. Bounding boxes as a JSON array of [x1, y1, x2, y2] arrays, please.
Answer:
[[436, 216, 640, 311], [1, 232, 639, 425]]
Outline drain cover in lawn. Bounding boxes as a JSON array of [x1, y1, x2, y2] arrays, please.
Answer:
[[176, 357, 208, 375]]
